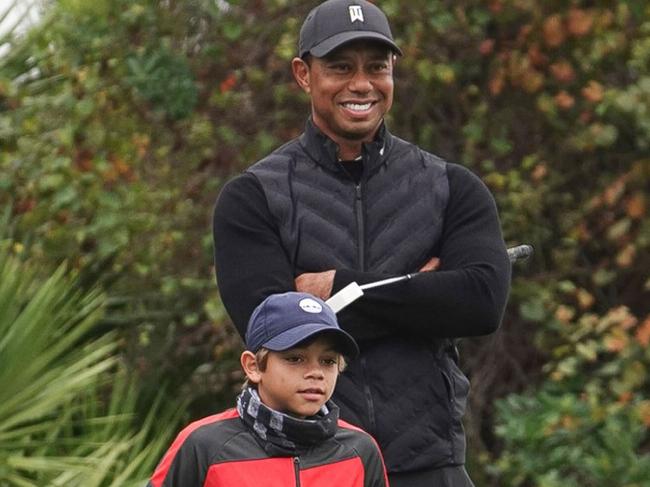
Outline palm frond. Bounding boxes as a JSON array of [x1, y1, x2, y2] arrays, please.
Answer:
[[0, 241, 185, 485]]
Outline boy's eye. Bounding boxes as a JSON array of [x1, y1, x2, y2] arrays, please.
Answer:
[[284, 355, 303, 363], [321, 357, 339, 366]]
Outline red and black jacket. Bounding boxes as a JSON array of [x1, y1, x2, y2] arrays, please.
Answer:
[[147, 408, 389, 487]]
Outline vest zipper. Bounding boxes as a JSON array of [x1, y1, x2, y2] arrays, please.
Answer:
[[361, 356, 376, 432], [293, 457, 301, 487], [355, 185, 365, 270]]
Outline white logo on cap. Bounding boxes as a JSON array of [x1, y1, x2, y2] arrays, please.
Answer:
[[299, 298, 322, 313], [349, 5, 364, 23]]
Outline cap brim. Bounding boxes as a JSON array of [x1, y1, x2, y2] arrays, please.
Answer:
[[308, 31, 402, 58], [263, 323, 360, 358]]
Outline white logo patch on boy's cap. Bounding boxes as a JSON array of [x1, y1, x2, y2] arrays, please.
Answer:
[[299, 298, 322, 313]]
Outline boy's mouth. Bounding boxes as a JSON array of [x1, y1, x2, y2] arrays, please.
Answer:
[[298, 387, 325, 400]]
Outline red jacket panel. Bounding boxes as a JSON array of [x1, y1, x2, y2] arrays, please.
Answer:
[[147, 408, 388, 487]]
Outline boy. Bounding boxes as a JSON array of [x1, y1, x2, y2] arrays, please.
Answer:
[[147, 291, 389, 487]]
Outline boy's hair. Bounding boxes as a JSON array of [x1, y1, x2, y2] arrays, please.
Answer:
[[242, 342, 348, 389]]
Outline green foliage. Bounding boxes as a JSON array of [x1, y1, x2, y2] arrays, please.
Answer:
[[0, 239, 183, 486], [126, 46, 198, 120], [493, 388, 650, 487], [492, 302, 650, 486]]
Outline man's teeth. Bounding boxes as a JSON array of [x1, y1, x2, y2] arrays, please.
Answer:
[[344, 103, 371, 111]]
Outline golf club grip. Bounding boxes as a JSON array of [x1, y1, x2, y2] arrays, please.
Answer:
[[507, 244, 534, 263]]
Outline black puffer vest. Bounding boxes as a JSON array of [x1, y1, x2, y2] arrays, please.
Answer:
[[247, 120, 469, 472]]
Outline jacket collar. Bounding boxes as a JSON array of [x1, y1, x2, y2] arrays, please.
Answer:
[[237, 386, 339, 456], [299, 118, 393, 175]]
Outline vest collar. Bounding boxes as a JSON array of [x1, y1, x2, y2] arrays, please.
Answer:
[[299, 118, 393, 175]]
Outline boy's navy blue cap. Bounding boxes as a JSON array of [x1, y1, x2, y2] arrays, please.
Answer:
[[299, 0, 402, 58], [246, 292, 359, 358]]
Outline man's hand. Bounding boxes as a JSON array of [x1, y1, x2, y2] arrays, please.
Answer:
[[295, 259, 437, 301], [295, 270, 336, 300], [419, 256, 440, 272]]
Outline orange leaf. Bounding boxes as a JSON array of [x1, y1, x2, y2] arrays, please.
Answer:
[[132, 134, 150, 159], [543, 15, 566, 48], [112, 157, 131, 176], [532, 163, 548, 181], [582, 80, 604, 103], [220, 73, 237, 94], [567, 8, 594, 37], [560, 415, 578, 431], [625, 193, 646, 219], [521, 69, 545, 93], [604, 333, 628, 353], [527, 44, 549, 68], [609, 306, 638, 330], [616, 244, 636, 268], [604, 176, 626, 206], [550, 60, 576, 84], [479, 39, 495, 56], [554, 90, 575, 110], [488, 0, 503, 14], [516, 24, 533, 46], [579, 110, 594, 124], [555, 305, 575, 324], [489, 68, 506, 96], [618, 391, 633, 404], [576, 289, 595, 310], [635, 316, 650, 347], [575, 222, 591, 241]]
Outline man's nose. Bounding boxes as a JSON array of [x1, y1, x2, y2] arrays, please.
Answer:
[[348, 69, 372, 93]]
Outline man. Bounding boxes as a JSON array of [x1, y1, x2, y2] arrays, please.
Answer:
[[213, 1, 511, 485]]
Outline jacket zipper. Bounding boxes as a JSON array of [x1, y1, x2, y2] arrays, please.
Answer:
[[293, 457, 301, 487], [361, 356, 376, 431], [355, 185, 365, 270], [355, 175, 373, 430]]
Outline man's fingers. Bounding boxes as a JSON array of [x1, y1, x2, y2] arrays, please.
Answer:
[[419, 257, 440, 272], [295, 270, 335, 300]]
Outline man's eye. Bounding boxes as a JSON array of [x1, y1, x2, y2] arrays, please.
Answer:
[[330, 63, 350, 72], [322, 358, 338, 366], [284, 356, 302, 363]]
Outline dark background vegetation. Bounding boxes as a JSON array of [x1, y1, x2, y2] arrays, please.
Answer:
[[1, 0, 648, 485]]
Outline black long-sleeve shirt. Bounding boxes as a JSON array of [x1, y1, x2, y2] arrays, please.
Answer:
[[213, 162, 511, 342]]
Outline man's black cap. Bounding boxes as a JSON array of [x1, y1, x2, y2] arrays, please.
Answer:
[[298, 0, 402, 58]]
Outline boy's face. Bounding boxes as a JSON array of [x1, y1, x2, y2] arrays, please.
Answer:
[[243, 335, 341, 418]]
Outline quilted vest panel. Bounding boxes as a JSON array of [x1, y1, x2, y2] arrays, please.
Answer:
[[247, 135, 448, 276]]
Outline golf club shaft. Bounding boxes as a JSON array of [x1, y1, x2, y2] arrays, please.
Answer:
[[359, 274, 413, 290]]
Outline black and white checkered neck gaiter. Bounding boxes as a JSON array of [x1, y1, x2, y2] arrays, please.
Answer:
[[236, 386, 339, 456]]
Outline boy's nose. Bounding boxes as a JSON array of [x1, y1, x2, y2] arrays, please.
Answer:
[[304, 366, 325, 380]]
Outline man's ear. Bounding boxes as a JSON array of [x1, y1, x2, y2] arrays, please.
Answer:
[[241, 351, 262, 384], [291, 57, 311, 94]]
